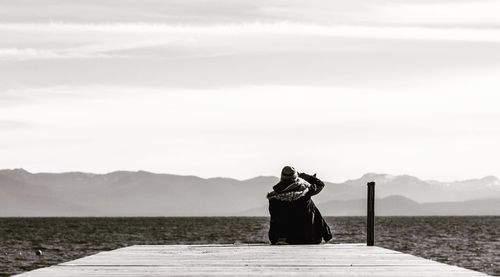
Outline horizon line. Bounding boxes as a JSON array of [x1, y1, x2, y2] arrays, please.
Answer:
[[1, 167, 498, 184]]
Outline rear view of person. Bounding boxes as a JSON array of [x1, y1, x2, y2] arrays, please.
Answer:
[[267, 166, 332, 244]]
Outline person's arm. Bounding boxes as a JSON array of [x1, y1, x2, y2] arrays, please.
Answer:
[[299, 172, 325, 197]]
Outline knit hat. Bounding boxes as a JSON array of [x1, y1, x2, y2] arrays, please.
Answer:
[[281, 166, 298, 181]]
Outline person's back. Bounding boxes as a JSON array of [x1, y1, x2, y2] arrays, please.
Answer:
[[267, 166, 332, 244]]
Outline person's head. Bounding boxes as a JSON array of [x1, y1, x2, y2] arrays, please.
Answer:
[[281, 166, 298, 182]]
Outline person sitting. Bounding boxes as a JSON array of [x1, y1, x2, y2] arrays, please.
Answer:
[[267, 166, 332, 245]]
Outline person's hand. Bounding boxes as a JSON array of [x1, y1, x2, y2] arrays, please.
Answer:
[[299, 172, 318, 179]]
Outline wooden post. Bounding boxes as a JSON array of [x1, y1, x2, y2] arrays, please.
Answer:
[[367, 181, 375, 246]]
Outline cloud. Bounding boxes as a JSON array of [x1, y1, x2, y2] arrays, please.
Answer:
[[1, 0, 499, 180], [2, 22, 500, 40], [0, 48, 111, 60], [1, 84, 500, 180], [0, 120, 31, 130], [369, 0, 500, 27], [1, 0, 498, 28], [1, 22, 500, 62]]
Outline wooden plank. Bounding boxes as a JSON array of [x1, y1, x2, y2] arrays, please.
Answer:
[[15, 244, 489, 276], [16, 266, 489, 277]]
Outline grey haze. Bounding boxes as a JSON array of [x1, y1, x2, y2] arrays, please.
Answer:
[[1, 169, 499, 216]]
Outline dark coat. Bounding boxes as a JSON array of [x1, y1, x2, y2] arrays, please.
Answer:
[[268, 173, 332, 244]]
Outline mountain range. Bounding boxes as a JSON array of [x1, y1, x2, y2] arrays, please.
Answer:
[[1, 168, 499, 216]]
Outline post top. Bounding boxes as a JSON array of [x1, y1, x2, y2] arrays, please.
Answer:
[[367, 181, 375, 186]]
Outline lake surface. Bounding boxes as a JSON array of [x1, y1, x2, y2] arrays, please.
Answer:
[[1, 217, 499, 276]]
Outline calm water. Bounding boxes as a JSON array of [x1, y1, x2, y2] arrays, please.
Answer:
[[0, 217, 499, 276]]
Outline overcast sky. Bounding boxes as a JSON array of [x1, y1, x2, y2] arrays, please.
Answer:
[[1, 0, 500, 182]]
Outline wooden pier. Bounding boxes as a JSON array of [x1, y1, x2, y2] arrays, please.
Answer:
[[16, 244, 489, 276]]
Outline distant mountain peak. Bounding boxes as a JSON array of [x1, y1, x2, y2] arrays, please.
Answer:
[[0, 168, 32, 179], [1, 169, 500, 216], [360, 173, 402, 183], [1, 168, 30, 173], [381, 194, 419, 203], [481, 175, 499, 182], [361, 172, 386, 178], [243, 176, 279, 183], [482, 176, 500, 188], [395, 174, 423, 182]]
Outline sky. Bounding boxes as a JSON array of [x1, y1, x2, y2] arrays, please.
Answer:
[[1, 0, 500, 182]]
